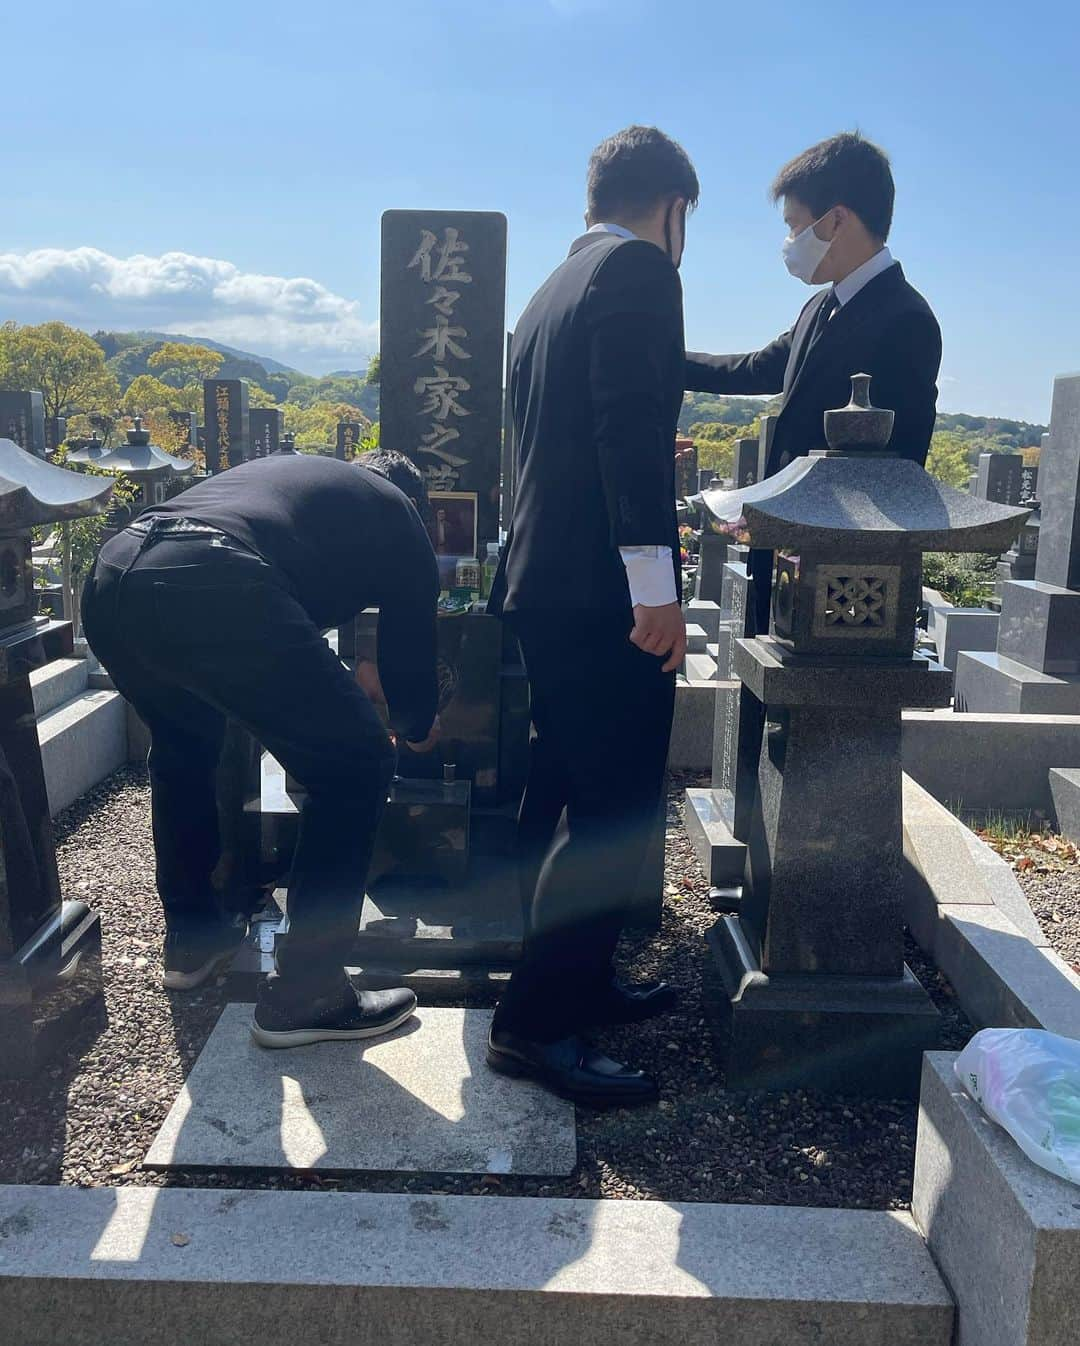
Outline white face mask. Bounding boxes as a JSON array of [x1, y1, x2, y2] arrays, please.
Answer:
[[782, 213, 834, 284]]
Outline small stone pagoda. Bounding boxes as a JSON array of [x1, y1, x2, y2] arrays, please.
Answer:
[[0, 438, 113, 1075], [697, 375, 1030, 1097]]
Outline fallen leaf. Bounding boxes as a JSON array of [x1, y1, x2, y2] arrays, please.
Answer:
[[1015, 857, 1036, 872], [109, 1160, 138, 1176], [171, 1233, 191, 1247]]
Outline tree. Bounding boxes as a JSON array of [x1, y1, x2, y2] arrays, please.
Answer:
[[283, 400, 370, 452], [148, 341, 224, 388], [925, 430, 972, 489], [0, 320, 119, 420], [365, 353, 380, 386], [121, 374, 185, 417]]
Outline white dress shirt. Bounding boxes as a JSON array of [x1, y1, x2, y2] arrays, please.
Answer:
[[833, 246, 895, 307], [587, 222, 679, 608]]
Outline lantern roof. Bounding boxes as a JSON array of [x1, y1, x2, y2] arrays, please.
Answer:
[[65, 433, 109, 464], [692, 375, 1030, 556], [95, 418, 195, 481], [0, 438, 112, 526]]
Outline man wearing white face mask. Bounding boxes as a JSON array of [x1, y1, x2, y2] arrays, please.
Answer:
[[685, 131, 941, 632]]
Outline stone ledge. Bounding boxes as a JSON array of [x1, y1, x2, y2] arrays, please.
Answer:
[[668, 680, 717, 772], [1049, 769, 1080, 844], [36, 688, 128, 816], [914, 1052, 1080, 1346], [0, 1186, 953, 1346], [30, 657, 88, 719]]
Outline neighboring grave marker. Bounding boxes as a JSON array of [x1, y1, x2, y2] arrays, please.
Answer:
[[250, 408, 282, 458], [380, 210, 508, 549], [0, 391, 46, 458], [975, 452, 1023, 505], [336, 420, 363, 461]]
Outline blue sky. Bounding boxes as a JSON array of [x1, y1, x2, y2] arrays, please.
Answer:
[[2, 0, 1076, 421]]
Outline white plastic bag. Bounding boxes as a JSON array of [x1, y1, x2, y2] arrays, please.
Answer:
[[955, 1028, 1080, 1185]]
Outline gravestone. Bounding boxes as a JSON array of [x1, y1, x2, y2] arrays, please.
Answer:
[[685, 559, 763, 886], [702, 375, 1028, 1096], [336, 420, 363, 461], [0, 391, 46, 458], [202, 378, 250, 472], [44, 416, 66, 455], [168, 410, 198, 448], [955, 373, 1080, 714], [250, 408, 282, 458], [380, 210, 507, 551], [759, 413, 777, 472], [733, 437, 758, 488], [675, 436, 698, 500], [975, 452, 1024, 505], [0, 438, 113, 1075]]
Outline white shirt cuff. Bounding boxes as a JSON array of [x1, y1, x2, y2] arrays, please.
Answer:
[[619, 545, 678, 607]]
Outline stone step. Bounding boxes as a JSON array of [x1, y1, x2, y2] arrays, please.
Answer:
[[36, 687, 127, 817], [0, 1185, 954, 1345], [30, 657, 88, 719], [1049, 767, 1080, 843], [146, 1004, 576, 1178], [683, 652, 718, 682], [685, 622, 708, 654]]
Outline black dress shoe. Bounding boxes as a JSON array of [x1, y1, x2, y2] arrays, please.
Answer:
[[486, 1028, 658, 1108], [586, 979, 679, 1026]]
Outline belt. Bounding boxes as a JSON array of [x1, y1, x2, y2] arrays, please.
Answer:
[[127, 516, 227, 540]]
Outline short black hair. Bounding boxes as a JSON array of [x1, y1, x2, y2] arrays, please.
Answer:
[[771, 132, 895, 241], [356, 449, 430, 522], [587, 125, 699, 222]]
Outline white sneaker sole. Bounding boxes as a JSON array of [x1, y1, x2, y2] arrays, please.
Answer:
[[162, 949, 236, 992], [250, 1001, 417, 1050]]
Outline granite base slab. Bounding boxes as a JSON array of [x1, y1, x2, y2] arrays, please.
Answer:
[[145, 1005, 575, 1177], [954, 651, 1080, 715], [704, 920, 940, 1098], [684, 787, 747, 886]]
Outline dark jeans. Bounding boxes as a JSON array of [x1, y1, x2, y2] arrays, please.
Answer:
[[81, 521, 395, 993], [495, 609, 676, 1041]]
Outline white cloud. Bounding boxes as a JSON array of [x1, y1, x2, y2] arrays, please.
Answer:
[[0, 247, 378, 372]]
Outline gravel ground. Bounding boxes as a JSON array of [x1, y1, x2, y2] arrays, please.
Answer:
[[984, 829, 1080, 972], [0, 766, 986, 1209]]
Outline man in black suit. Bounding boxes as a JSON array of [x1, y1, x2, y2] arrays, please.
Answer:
[[487, 126, 698, 1106], [686, 131, 942, 631]]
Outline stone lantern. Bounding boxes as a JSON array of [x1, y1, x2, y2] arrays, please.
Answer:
[[95, 417, 194, 514], [697, 374, 1030, 1097], [64, 432, 109, 465], [276, 432, 298, 455], [0, 438, 113, 1075]]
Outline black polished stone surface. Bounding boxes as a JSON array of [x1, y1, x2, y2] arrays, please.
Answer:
[[380, 210, 507, 549], [0, 392, 46, 459], [202, 379, 250, 471]]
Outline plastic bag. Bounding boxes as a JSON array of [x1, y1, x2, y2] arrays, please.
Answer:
[[955, 1028, 1080, 1185]]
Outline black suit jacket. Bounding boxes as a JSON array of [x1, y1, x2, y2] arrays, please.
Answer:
[[489, 232, 684, 614], [685, 262, 942, 472]]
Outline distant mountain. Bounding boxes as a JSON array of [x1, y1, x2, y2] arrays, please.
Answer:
[[93, 330, 305, 376]]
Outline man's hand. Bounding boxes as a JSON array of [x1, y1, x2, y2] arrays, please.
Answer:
[[630, 602, 686, 673], [406, 715, 442, 755], [355, 659, 387, 706]]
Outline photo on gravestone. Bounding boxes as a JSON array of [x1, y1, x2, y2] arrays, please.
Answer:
[[431, 491, 479, 589], [380, 210, 507, 549], [202, 378, 250, 472]]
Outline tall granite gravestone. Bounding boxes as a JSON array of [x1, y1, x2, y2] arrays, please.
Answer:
[[733, 437, 759, 489], [955, 374, 1080, 714], [675, 436, 699, 500], [975, 451, 1024, 505], [44, 417, 66, 455], [202, 379, 250, 472], [685, 558, 763, 886], [0, 392, 46, 458], [0, 439, 113, 1075], [702, 375, 1028, 1097], [997, 462, 1040, 586], [95, 418, 194, 513], [250, 408, 282, 458], [168, 410, 198, 449], [336, 420, 363, 461], [380, 210, 507, 551]]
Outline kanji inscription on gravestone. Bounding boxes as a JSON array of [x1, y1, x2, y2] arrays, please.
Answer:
[[250, 408, 282, 458], [202, 379, 250, 472], [380, 210, 508, 548]]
